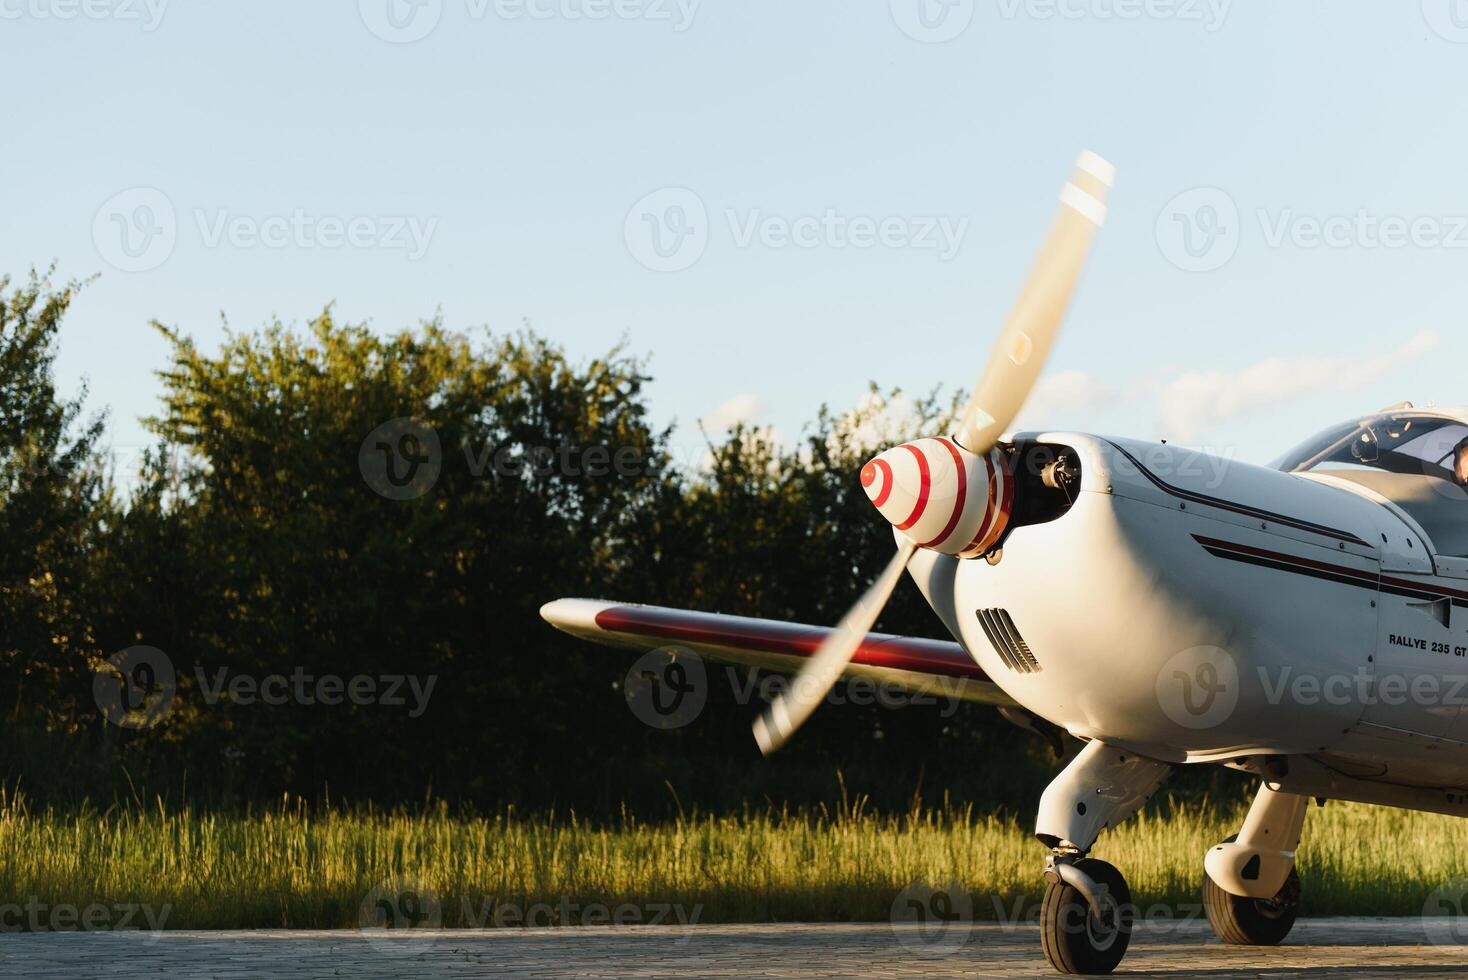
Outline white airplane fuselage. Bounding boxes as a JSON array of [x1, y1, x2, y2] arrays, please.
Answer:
[[906, 432, 1468, 814]]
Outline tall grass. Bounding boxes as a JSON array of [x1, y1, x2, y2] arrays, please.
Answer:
[[2, 790, 1467, 928]]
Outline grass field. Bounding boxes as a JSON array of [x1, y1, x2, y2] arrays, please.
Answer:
[[3, 791, 1468, 930]]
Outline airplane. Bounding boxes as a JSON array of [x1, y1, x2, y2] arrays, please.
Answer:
[[543, 151, 1468, 973]]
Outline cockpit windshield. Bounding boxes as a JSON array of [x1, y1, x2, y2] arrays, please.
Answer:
[[1271, 412, 1468, 484]]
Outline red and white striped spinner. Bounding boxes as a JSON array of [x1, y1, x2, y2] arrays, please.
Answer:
[[859, 437, 1015, 558]]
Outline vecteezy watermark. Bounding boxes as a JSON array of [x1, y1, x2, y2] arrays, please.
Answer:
[[625, 187, 970, 272], [0, 0, 169, 30], [360, 417, 653, 501], [360, 418, 444, 501], [357, 879, 700, 952], [891, 880, 974, 954], [1102, 441, 1239, 489], [358, 0, 699, 43], [1422, 0, 1468, 43], [359, 876, 444, 954], [460, 897, 703, 930], [988, 894, 1206, 936], [92, 187, 438, 273], [93, 187, 178, 274], [1155, 187, 1240, 273], [94, 647, 438, 725], [0, 899, 172, 935], [1155, 646, 1239, 730], [195, 209, 437, 260], [93, 645, 177, 729], [1423, 879, 1468, 945], [1158, 656, 1468, 731], [624, 188, 709, 273], [621, 647, 971, 732], [725, 209, 968, 260], [889, 0, 975, 43], [1256, 209, 1468, 252], [1158, 186, 1468, 272], [358, 0, 444, 42], [729, 670, 966, 718], [1257, 666, 1468, 710], [995, 0, 1231, 31], [623, 647, 709, 730], [195, 668, 438, 718]]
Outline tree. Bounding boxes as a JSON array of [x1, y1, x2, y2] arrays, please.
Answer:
[[0, 272, 111, 773]]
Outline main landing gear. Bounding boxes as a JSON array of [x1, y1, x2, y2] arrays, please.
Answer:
[[1202, 785, 1307, 946], [1032, 746, 1308, 974], [1034, 741, 1171, 975]]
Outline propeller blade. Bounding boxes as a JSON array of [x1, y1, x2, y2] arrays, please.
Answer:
[[752, 539, 919, 755], [954, 150, 1114, 454]]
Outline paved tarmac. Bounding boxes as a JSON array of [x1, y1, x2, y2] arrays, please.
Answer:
[[4, 919, 1468, 978]]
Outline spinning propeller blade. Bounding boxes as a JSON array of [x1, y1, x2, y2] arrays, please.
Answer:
[[753, 151, 1114, 754], [954, 150, 1114, 454], [752, 539, 919, 755]]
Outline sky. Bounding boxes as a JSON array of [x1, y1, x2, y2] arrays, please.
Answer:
[[3, 0, 1467, 477]]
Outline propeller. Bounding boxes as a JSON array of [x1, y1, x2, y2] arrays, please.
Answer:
[[955, 149, 1114, 454], [751, 150, 1113, 756]]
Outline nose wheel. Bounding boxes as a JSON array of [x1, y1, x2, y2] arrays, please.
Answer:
[[1040, 858, 1132, 975]]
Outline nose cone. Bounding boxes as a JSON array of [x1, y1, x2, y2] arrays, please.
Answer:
[[861, 438, 1014, 558], [860, 456, 894, 508]]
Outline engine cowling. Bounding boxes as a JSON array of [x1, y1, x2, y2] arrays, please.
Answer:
[[860, 436, 1014, 558]]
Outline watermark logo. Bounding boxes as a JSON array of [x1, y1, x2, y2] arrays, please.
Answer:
[[1257, 209, 1468, 252], [0, 899, 171, 935], [625, 187, 709, 273], [625, 187, 970, 271], [890, 0, 975, 43], [359, 877, 443, 953], [890, 880, 973, 954], [461, 897, 702, 931], [726, 209, 967, 260], [1156, 187, 1239, 273], [1423, 880, 1468, 944], [624, 647, 707, 729], [1423, 0, 1468, 43], [93, 187, 177, 274], [359, 0, 443, 43], [194, 209, 437, 260], [194, 668, 437, 717], [1155, 645, 1238, 729], [0, 0, 170, 30], [995, 0, 1231, 31], [360, 417, 443, 501], [93, 645, 177, 729], [92, 188, 438, 272]]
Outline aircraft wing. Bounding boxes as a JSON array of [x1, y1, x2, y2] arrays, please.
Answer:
[[540, 598, 1017, 707]]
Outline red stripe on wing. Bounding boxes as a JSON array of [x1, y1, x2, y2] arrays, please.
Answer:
[[593, 605, 991, 682]]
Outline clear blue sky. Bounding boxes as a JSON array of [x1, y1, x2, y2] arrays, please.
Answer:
[[4, 1, 1466, 474]]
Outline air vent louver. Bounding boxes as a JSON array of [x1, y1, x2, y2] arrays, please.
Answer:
[[976, 609, 1041, 674]]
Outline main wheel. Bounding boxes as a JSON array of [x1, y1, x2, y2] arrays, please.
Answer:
[[1041, 858, 1132, 975], [1202, 837, 1300, 947]]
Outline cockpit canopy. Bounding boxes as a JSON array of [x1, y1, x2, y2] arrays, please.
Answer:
[[1273, 411, 1468, 556]]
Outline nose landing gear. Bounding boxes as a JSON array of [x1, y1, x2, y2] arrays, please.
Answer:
[[1041, 857, 1133, 975], [1034, 741, 1172, 975]]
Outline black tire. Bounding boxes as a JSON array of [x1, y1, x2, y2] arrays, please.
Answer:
[[1203, 859, 1300, 946], [1041, 858, 1132, 975]]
